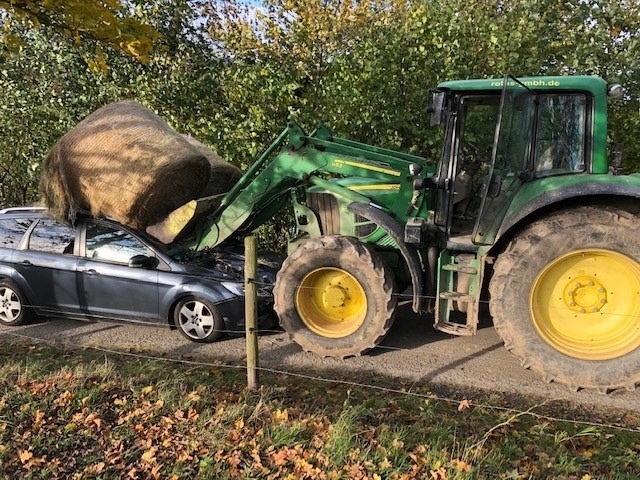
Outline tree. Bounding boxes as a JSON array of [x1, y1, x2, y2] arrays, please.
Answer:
[[0, 0, 225, 208], [0, 0, 159, 62], [206, 0, 640, 171]]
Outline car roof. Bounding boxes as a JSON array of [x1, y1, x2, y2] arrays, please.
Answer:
[[0, 206, 48, 215]]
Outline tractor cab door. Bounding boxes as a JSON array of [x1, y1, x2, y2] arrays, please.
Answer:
[[473, 76, 535, 245]]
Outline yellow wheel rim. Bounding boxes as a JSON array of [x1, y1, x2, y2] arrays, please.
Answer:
[[530, 249, 640, 360], [295, 267, 367, 338]]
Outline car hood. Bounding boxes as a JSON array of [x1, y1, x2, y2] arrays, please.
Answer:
[[175, 244, 282, 295]]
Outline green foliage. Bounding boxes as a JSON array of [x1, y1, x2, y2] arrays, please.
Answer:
[[0, 0, 225, 209], [1, 0, 640, 221], [0, 0, 159, 62], [206, 0, 640, 172]]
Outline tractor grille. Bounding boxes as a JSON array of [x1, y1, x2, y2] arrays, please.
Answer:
[[306, 193, 378, 239], [355, 216, 376, 237], [306, 193, 340, 235]]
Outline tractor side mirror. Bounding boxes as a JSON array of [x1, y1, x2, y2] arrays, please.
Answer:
[[428, 91, 446, 126], [485, 175, 503, 198]]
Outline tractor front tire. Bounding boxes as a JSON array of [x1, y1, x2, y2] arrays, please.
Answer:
[[490, 206, 640, 392], [274, 236, 396, 358]]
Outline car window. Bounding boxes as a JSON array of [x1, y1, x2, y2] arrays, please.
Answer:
[[28, 219, 76, 254], [0, 218, 33, 247], [85, 222, 151, 264]]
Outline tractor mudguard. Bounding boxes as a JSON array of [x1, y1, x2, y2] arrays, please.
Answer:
[[498, 181, 640, 242], [347, 202, 423, 313]]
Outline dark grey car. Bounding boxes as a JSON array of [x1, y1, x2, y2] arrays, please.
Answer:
[[0, 208, 277, 342]]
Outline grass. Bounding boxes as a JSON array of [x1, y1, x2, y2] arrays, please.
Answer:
[[0, 341, 639, 479]]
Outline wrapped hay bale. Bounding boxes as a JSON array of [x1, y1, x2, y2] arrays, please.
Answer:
[[145, 136, 244, 244], [41, 101, 211, 229], [181, 135, 243, 199]]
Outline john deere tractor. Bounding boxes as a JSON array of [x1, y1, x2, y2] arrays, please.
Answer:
[[180, 75, 640, 392]]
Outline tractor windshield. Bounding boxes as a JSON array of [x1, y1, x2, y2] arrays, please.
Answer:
[[473, 76, 535, 245]]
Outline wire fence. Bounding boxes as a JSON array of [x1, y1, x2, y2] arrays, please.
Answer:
[[2, 236, 639, 436], [0, 327, 638, 435]]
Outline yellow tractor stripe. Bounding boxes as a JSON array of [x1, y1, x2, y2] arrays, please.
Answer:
[[348, 184, 401, 191], [337, 159, 402, 177]]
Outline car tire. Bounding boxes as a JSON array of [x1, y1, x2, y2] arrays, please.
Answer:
[[0, 279, 33, 326], [174, 296, 224, 343]]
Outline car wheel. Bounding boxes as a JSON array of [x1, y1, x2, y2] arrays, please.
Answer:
[[174, 296, 224, 343], [0, 280, 33, 326]]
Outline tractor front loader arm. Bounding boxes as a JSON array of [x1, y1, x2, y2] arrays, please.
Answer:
[[183, 119, 429, 252]]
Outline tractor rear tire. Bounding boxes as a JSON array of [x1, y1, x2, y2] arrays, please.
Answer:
[[489, 206, 640, 392], [274, 236, 396, 358]]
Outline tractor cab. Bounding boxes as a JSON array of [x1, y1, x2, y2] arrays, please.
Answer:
[[426, 75, 617, 336], [429, 75, 610, 250]]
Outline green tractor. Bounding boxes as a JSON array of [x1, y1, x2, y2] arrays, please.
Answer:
[[180, 75, 640, 392]]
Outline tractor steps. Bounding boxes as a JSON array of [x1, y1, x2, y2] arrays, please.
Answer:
[[434, 252, 483, 337]]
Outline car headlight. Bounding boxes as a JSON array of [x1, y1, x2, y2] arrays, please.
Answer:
[[221, 281, 245, 296]]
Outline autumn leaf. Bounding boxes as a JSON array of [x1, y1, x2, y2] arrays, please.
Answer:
[[452, 458, 472, 472], [18, 449, 33, 464], [141, 446, 158, 463], [141, 386, 154, 395], [273, 408, 289, 423], [430, 466, 448, 480], [86, 462, 106, 474], [458, 399, 471, 411]]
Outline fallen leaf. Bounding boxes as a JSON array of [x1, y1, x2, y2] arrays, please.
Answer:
[[141, 386, 153, 395], [452, 458, 472, 472], [430, 466, 447, 480], [187, 391, 201, 402], [19, 450, 33, 464], [458, 399, 471, 411], [141, 447, 157, 463], [273, 409, 289, 423]]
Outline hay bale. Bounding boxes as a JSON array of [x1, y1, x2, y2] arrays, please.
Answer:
[[40, 101, 211, 229], [145, 136, 244, 244], [181, 135, 243, 199]]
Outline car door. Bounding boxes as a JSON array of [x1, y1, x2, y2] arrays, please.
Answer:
[[76, 220, 160, 321], [11, 218, 80, 315]]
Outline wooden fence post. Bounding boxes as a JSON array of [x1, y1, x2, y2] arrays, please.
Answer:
[[244, 235, 259, 390]]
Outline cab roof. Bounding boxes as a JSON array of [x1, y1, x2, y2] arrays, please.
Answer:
[[437, 76, 608, 95]]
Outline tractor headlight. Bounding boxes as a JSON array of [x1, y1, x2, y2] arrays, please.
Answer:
[[607, 84, 624, 100]]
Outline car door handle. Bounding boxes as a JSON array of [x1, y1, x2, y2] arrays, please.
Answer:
[[17, 260, 32, 267], [82, 269, 98, 276]]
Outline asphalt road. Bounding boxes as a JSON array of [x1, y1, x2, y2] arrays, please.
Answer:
[[1, 306, 639, 413]]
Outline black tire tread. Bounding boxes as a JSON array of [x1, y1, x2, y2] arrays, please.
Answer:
[[274, 235, 396, 358], [489, 206, 640, 392]]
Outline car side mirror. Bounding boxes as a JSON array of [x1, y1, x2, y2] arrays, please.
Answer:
[[128, 254, 158, 269]]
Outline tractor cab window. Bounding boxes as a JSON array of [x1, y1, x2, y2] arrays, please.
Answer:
[[453, 97, 500, 219], [533, 95, 587, 175]]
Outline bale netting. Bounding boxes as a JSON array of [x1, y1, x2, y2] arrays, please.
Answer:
[[40, 101, 211, 229], [181, 135, 243, 200]]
